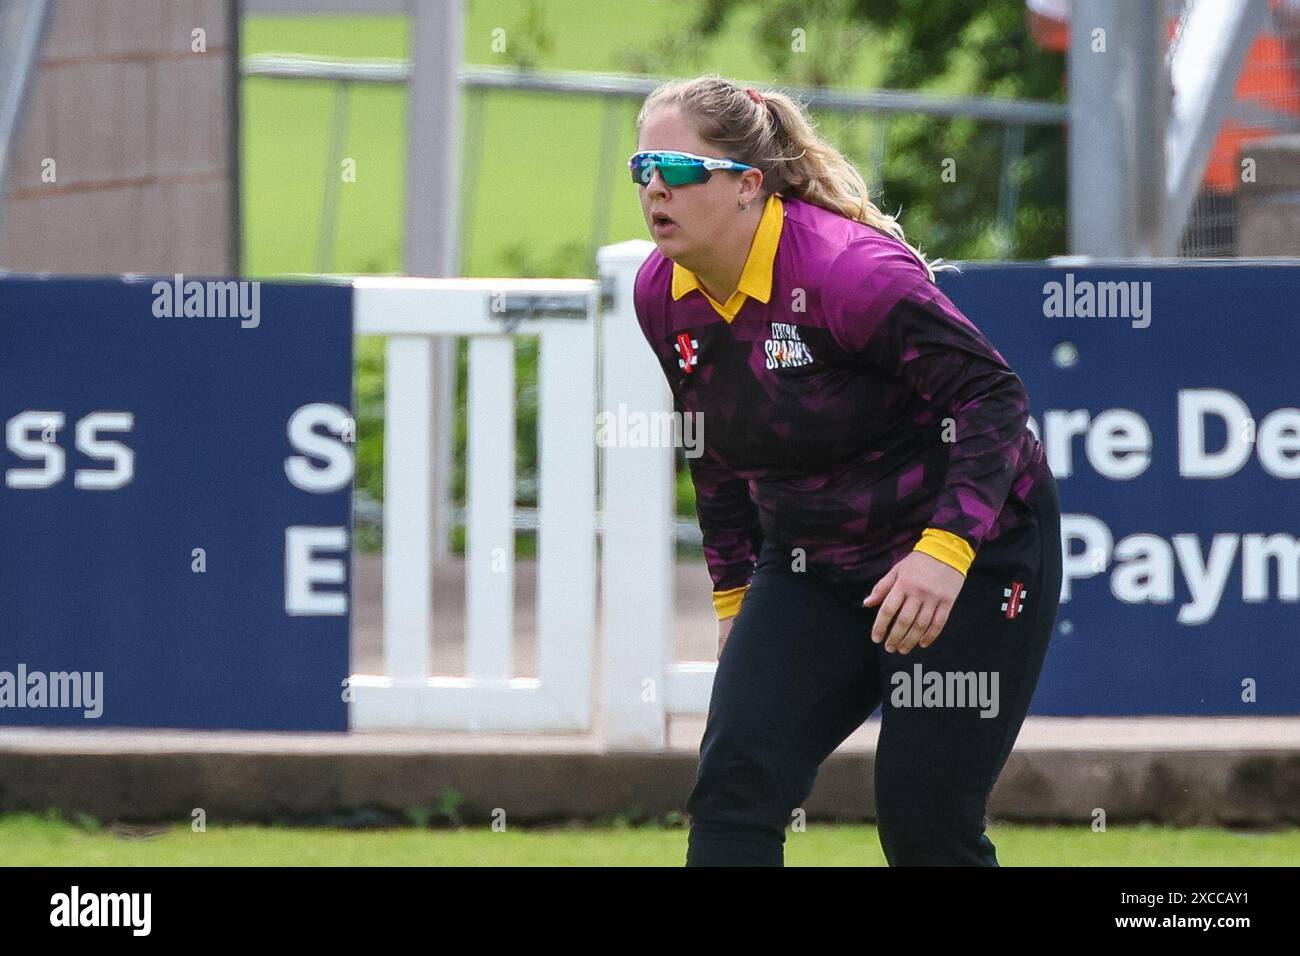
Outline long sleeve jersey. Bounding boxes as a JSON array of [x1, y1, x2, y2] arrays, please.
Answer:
[[633, 193, 1051, 619]]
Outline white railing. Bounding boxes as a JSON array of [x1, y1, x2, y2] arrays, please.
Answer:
[[349, 277, 597, 732], [597, 241, 678, 751], [348, 245, 710, 749], [597, 242, 735, 749]]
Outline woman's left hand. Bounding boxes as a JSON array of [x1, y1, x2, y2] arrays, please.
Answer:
[[863, 551, 967, 653]]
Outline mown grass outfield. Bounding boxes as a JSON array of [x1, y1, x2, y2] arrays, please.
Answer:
[[2, 816, 1297, 866]]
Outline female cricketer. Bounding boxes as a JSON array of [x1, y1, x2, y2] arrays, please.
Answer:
[[629, 76, 1063, 867]]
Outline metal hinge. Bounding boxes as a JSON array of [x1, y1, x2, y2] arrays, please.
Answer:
[[486, 292, 591, 332]]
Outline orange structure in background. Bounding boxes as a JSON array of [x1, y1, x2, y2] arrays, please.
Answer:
[[1026, 0, 1300, 195]]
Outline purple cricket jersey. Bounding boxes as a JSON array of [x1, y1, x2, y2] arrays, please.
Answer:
[[633, 193, 1051, 608]]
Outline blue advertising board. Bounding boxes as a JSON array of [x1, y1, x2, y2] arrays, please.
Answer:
[[3, 265, 1295, 722], [0, 276, 352, 730], [937, 262, 1300, 715]]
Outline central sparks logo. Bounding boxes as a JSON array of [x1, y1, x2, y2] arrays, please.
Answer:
[[764, 321, 814, 370]]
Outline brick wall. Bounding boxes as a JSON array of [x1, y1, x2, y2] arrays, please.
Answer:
[[0, 0, 238, 274]]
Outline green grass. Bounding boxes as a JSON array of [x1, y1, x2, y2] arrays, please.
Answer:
[[240, 4, 894, 278], [2, 815, 1296, 866]]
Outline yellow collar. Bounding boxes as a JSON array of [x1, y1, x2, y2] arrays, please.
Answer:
[[670, 193, 783, 323]]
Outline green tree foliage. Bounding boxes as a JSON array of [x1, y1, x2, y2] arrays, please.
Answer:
[[668, 0, 1068, 260]]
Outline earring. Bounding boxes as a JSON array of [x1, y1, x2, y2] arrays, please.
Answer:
[[739, 199, 751, 211]]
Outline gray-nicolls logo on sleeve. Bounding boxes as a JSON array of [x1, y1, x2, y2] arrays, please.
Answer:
[[1002, 581, 1027, 619]]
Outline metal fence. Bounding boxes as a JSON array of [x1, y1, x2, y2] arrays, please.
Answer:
[[241, 56, 1069, 273]]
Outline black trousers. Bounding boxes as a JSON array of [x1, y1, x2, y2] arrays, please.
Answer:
[[685, 470, 1062, 866]]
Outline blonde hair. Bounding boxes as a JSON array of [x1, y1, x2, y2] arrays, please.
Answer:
[[636, 74, 959, 283]]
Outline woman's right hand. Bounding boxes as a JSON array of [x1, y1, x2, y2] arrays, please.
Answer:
[[718, 616, 737, 658]]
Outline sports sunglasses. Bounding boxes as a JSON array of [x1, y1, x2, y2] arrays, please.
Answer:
[[628, 150, 757, 187]]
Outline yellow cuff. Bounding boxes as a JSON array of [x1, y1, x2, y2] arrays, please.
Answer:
[[913, 527, 975, 575], [712, 584, 750, 619]]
